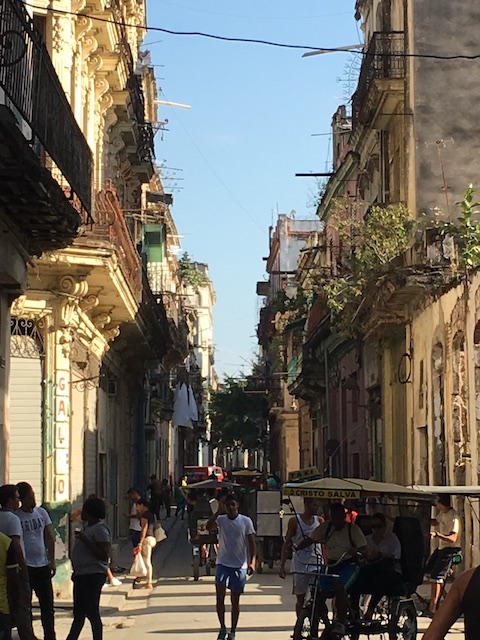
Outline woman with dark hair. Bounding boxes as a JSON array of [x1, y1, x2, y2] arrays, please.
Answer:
[[66, 497, 111, 640], [135, 499, 156, 588]]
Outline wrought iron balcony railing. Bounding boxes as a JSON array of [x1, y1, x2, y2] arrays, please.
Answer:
[[352, 31, 405, 127], [127, 71, 155, 164], [0, 0, 92, 212], [85, 181, 142, 299]]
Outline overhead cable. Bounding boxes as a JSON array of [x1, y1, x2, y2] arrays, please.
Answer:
[[23, 3, 480, 61]]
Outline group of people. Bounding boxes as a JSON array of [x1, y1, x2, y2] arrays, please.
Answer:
[[279, 494, 464, 639], [0, 483, 113, 640]]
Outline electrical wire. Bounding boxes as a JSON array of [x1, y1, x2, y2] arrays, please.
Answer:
[[23, 2, 480, 60]]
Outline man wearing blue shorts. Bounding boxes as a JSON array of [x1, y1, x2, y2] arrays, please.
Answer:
[[207, 493, 255, 640], [297, 502, 366, 638]]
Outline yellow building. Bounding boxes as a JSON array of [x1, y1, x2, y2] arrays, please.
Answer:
[[0, 0, 191, 593]]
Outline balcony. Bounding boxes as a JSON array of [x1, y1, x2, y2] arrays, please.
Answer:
[[76, 181, 141, 300], [352, 32, 405, 129], [0, 0, 92, 254]]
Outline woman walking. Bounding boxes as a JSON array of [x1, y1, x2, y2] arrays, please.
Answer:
[[66, 497, 111, 640], [135, 499, 156, 588]]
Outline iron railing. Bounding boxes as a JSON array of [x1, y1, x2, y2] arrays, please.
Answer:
[[127, 70, 155, 163], [352, 31, 405, 126], [0, 0, 92, 211], [89, 181, 142, 299]]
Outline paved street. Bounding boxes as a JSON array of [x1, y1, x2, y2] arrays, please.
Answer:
[[22, 518, 465, 639]]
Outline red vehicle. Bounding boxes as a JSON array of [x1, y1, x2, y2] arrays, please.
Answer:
[[184, 465, 225, 484]]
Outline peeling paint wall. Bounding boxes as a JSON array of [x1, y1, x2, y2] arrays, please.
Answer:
[[411, 272, 480, 565]]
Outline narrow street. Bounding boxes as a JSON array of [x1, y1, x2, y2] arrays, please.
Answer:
[[28, 518, 465, 640]]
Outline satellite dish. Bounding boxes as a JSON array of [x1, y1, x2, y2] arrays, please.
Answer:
[[326, 439, 340, 457]]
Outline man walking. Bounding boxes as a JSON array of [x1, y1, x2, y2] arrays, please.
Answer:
[[15, 482, 56, 640], [279, 498, 324, 616], [207, 493, 255, 640], [424, 495, 461, 617], [0, 485, 37, 640], [123, 488, 142, 548]]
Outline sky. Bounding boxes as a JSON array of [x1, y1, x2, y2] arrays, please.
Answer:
[[145, 1, 361, 380]]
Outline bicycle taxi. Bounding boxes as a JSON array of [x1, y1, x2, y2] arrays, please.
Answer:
[[186, 477, 242, 581], [282, 476, 435, 640]]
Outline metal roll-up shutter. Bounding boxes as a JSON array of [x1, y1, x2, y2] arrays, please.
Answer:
[[9, 334, 43, 498]]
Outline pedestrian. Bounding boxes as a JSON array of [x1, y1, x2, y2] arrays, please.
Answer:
[[174, 481, 186, 520], [71, 498, 121, 588], [15, 482, 56, 640], [0, 484, 37, 640], [424, 495, 461, 616], [66, 496, 111, 640], [160, 479, 172, 518], [147, 475, 163, 520], [123, 488, 142, 548], [296, 502, 367, 638], [134, 499, 156, 589], [421, 565, 480, 639], [206, 493, 256, 640], [0, 529, 20, 640], [279, 498, 324, 616]]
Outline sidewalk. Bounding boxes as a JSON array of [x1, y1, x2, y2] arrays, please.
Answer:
[[32, 514, 182, 618]]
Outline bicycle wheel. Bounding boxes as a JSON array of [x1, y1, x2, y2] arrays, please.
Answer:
[[388, 600, 417, 640], [293, 606, 320, 640], [193, 555, 200, 581]]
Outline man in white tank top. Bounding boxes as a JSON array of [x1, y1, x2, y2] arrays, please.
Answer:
[[279, 498, 324, 615]]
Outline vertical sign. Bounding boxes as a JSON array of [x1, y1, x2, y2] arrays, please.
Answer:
[[54, 370, 69, 501]]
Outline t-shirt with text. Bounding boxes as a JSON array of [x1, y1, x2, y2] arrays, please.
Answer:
[[217, 514, 255, 569], [15, 507, 52, 567]]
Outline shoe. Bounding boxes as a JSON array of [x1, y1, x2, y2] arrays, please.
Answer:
[[110, 578, 122, 586], [216, 629, 227, 640], [226, 634, 235, 640]]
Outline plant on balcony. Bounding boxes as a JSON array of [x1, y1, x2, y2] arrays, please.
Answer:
[[316, 199, 414, 334], [435, 185, 480, 269], [177, 252, 209, 291]]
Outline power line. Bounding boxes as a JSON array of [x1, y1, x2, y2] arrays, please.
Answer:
[[23, 3, 480, 60]]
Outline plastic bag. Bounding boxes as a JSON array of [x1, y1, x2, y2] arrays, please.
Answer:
[[154, 524, 167, 543], [130, 551, 147, 577]]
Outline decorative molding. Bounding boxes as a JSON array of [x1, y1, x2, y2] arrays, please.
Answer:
[[79, 294, 99, 313], [103, 324, 121, 342], [92, 312, 111, 329], [87, 54, 103, 78], [59, 275, 89, 298], [75, 15, 93, 43]]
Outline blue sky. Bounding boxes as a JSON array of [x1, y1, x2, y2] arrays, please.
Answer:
[[145, 1, 361, 380]]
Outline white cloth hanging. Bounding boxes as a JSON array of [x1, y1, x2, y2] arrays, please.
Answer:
[[172, 382, 198, 428]]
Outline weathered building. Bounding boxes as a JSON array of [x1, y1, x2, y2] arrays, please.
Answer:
[[0, 0, 201, 594], [287, 0, 480, 567], [257, 214, 322, 480]]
